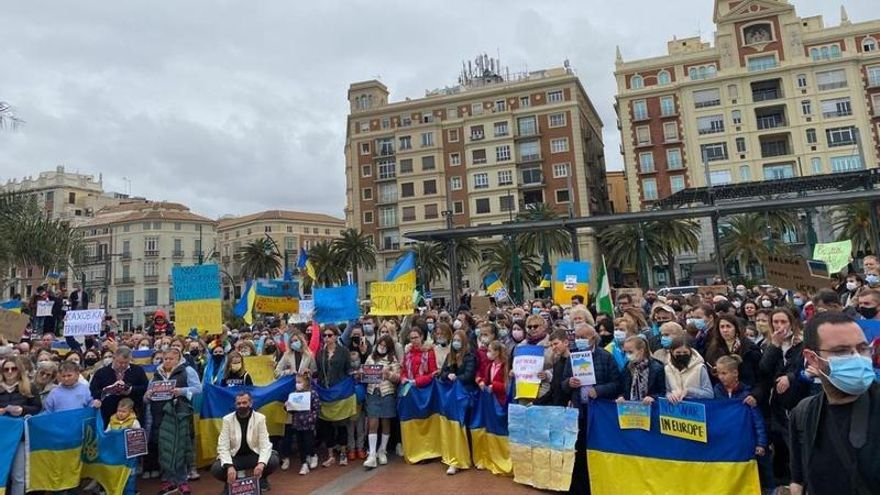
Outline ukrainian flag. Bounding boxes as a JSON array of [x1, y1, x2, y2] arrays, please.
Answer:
[[26, 407, 91, 491], [0, 300, 22, 313], [82, 413, 135, 495], [254, 279, 300, 314], [552, 260, 591, 304], [512, 345, 545, 399], [385, 251, 416, 286], [398, 380, 472, 470], [131, 349, 156, 379], [469, 389, 512, 475], [0, 416, 24, 495], [314, 377, 358, 422], [587, 399, 761, 494], [483, 273, 509, 302], [234, 279, 256, 325]]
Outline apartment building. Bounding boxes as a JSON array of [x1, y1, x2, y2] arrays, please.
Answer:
[[76, 200, 216, 330], [605, 171, 630, 213], [345, 61, 609, 297], [216, 210, 345, 300]]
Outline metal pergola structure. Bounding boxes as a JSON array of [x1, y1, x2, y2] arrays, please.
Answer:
[[405, 171, 880, 306]]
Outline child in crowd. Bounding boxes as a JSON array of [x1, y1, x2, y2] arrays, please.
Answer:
[[42, 361, 99, 413], [476, 341, 509, 407], [289, 374, 320, 475], [347, 345, 367, 462], [107, 398, 141, 430]]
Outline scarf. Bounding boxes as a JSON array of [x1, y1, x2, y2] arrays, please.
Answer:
[[526, 333, 545, 345], [726, 338, 742, 355], [629, 359, 650, 401], [109, 413, 137, 430], [0, 381, 19, 394]]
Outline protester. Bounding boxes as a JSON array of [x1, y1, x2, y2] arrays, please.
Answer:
[[440, 330, 478, 392], [362, 335, 400, 470], [0, 357, 41, 495], [515, 315, 554, 404], [400, 325, 437, 388], [316, 325, 351, 468], [539, 329, 572, 407], [664, 337, 713, 404], [477, 341, 509, 407], [212, 391, 279, 493], [652, 321, 686, 364], [617, 336, 665, 404], [89, 346, 149, 425], [42, 361, 99, 413], [221, 350, 254, 387]]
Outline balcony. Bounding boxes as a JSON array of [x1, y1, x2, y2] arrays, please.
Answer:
[[192, 251, 204, 261], [143, 275, 159, 285], [760, 135, 791, 158], [120, 252, 131, 261], [84, 254, 104, 263], [376, 195, 398, 206], [751, 79, 783, 103], [756, 115, 786, 130], [172, 250, 185, 259], [114, 277, 136, 286], [144, 250, 159, 258], [117, 300, 134, 309], [470, 132, 485, 141], [84, 278, 105, 289], [518, 152, 542, 164]]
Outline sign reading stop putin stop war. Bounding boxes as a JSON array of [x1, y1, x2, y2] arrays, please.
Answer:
[[369, 281, 414, 316], [658, 398, 707, 443], [172, 265, 222, 335]]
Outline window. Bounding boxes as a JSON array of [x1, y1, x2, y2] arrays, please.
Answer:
[[732, 109, 742, 125], [639, 152, 655, 173], [636, 126, 651, 145], [399, 159, 413, 173], [666, 149, 683, 169], [864, 37, 878, 52], [143, 222, 151, 230], [471, 149, 487, 165], [379, 207, 396, 228], [494, 121, 509, 136], [517, 116, 537, 136], [689, 65, 717, 80], [641, 179, 658, 200], [693, 88, 721, 108], [475, 198, 491, 214], [555, 189, 571, 203], [868, 66, 880, 87], [424, 204, 439, 219], [448, 129, 460, 142], [496, 145, 512, 162], [377, 138, 394, 155], [471, 103, 483, 116], [363, 210, 374, 224], [450, 176, 462, 191], [449, 153, 461, 166], [831, 155, 863, 172], [423, 180, 437, 195], [497, 170, 513, 186], [447, 107, 458, 119], [377, 160, 396, 179], [145, 237, 159, 254], [382, 231, 400, 251], [801, 100, 812, 116], [360, 142, 370, 155], [663, 122, 679, 141], [521, 168, 542, 185], [547, 90, 564, 102], [630, 75, 644, 89], [553, 163, 570, 178], [381, 117, 390, 129], [726, 85, 738, 102], [518, 141, 540, 161], [670, 175, 685, 193], [735, 137, 747, 153], [701, 142, 729, 162], [470, 125, 484, 140], [153, 222, 161, 230], [816, 69, 847, 91], [378, 182, 397, 203], [873, 94, 880, 115], [658, 70, 671, 85], [361, 165, 372, 177], [811, 44, 842, 60], [796, 74, 808, 88], [519, 96, 530, 108], [826, 127, 857, 147], [473, 173, 489, 189], [421, 132, 434, 147], [811, 157, 823, 174], [743, 23, 773, 45], [697, 114, 725, 134], [362, 188, 373, 200], [821, 97, 852, 118], [660, 96, 675, 116], [421, 156, 436, 170], [495, 100, 507, 112], [397, 136, 412, 150], [117, 290, 134, 309], [68, 192, 76, 204], [499, 195, 515, 212], [548, 113, 567, 127], [632, 100, 648, 120], [748, 55, 777, 72], [550, 138, 569, 153], [144, 261, 158, 277], [453, 201, 464, 214], [144, 288, 158, 306], [401, 206, 416, 222], [709, 170, 733, 185], [739, 165, 752, 182], [401, 183, 415, 198], [805, 128, 818, 144], [763, 163, 795, 180]]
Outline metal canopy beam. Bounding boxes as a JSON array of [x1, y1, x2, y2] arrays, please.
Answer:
[[404, 189, 880, 242]]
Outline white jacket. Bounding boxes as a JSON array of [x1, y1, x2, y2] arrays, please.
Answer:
[[217, 411, 273, 467]]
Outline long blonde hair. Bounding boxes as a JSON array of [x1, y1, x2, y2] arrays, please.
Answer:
[[2, 358, 33, 397]]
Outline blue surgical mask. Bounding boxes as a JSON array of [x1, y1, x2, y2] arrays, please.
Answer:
[[687, 318, 707, 331], [427, 322, 435, 332], [532, 307, 541, 315], [660, 336, 673, 349], [866, 274, 880, 285], [793, 298, 804, 307], [819, 354, 875, 396], [574, 338, 590, 351], [291, 340, 303, 352], [613, 330, 626, 344], [474, 328, 481, 337], [498, 329, 509, 339], [363, 324, 375, 336], [451, 340, 462, 351]]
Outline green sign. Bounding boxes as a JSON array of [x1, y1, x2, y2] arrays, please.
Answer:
[[813, 240, 852, 274]]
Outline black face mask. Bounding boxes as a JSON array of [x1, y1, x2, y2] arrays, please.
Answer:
[[236, 407, 251, 417], [671, 354, 691, 369], [598, 334, 613, 348], [84, 358, 99, 367], [858, 306, 879, 319], [212, 354, 224, 363], [189, 350, 200, 357]]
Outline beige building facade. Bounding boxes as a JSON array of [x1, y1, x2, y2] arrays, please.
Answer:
[[345, 62, 609, 298]]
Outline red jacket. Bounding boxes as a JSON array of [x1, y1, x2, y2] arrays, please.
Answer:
[[400, 347, 437, 388], [477, 360, 507, 406]]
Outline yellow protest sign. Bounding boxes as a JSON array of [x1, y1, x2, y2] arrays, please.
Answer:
[[254, 297, 299, 314], [174, 299, 223, 336], [369, 281, 414, 316], [244, 355, 277, 385]]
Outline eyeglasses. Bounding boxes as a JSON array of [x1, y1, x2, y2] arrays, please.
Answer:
[[2, 367, 17, 372], [526, 325, 541, 330], [323, 333, 335, 338], [819, 344, 872, 358]]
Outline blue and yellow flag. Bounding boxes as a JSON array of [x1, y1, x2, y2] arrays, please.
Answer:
[[131, 349, 156, 378], [483, 273, 509, 302], [314, 377, 357, 422], [385, 251, 416, 286], [0, 299, 22, 313], [0, 416, 24, 495], [197, 376, 294, 466], [398, 380, 472, 469], [587, 399, 761, 494], [234, 279, 256, 325], [469, 389, 511, 475], [254, 279, 299, 314], [553, 260, 591, 304], [298, 248, 317, 281], [172, 264, 222, 335], [82, 413, 135, 495], [512, 345, 545, 399], [26, 408, 90, 491]]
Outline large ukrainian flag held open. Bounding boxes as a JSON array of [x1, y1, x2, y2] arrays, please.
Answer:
[[587, 399, 761, 495], [469, 389, 512, 475], [398, 380, 471, 470], [314, 377, 358, 422], [172, 264, 222, 335], [82, 413, 135, 495], [552, 260, 590, 304], [385, 251, 416, 286], [0, 416, 24, 495], [27, 408, 89, 491]]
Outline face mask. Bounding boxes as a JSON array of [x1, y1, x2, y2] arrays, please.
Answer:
[[436, 339, 448, 347], [846, 282, 858, 292], [761, 300, 773, 308], [453, 320, 462, 330], [512, 329, 524, 342], [240, 350, 252, 357], [671, 353, 691, 369], [625, 353, 637, 363], [377, 345, 388, 355], [291, 340, 303, 351], [748, 336, 758, 344], [474, 328, 482, 337], [793, 298, 804, 307], [160, 345, 170, 352], [480, 336, 491, 346], [736, 290, 747, 297], [84, 358, 98, 367], [363, 324, 375, 336], [236, 406, 250, 417], [574, 338, 590, 351], [660, 336, 673, 349], [427, 323, 435, 332], [229, 363, 242, 372], [212, 354, 224, 362], [733, 301, 742, 309], [866, 274, 880, 285], [687, 318, 707, 331], [532, 307, 541, 315], [819, 354, 875, 396], [613, 330, 626, 343], [498, 329, 509, 339], [138, 346, 150, 351], [858, 306, 879, 319], [451, 340, 462, 351], [153, 358, 163, 366], [189, 349, 200, 357], [295, 382, 304, 392]]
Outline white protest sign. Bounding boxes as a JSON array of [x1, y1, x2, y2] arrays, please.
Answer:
[[289, 299, 314, 324], [570, 351, 596, 386], [63, 309, 105, 336], [36, 300, 54, 317], [564, 275, 578, 291], [285, 392, 311, 412], [512, 353, 543, 385]]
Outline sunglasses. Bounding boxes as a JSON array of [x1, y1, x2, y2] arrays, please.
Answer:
[[527, 325, 541, 330], [2, 367, 17, 372], [323, 333, 335, 338]]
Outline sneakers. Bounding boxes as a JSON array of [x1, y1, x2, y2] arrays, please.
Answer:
[[157, 482, 176, 495], [363, 454, 377, 469], [322, 455, 336, 468], [357, 449, 367, 460], [150, 471, 160, 480], [299, 463, 310, 475], [178, 483, 191, 494], [446, 465, 457, 475], [377, 450, 388, 465], [188, 467, 200, 480], [308, 455, 318, 469], [395, 443, 403, 457], [338, 453, 348, 466], [347, 450, 357, 461], [280, 458, 290, 471], [141, 470, 153, 480]]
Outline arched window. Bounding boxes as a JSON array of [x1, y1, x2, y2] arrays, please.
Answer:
[[864, 37, 878, 52], [630, 75, 644, 89], [706, 65, 717, 77], [821, 46, 830, 59], [689, 67, 698, 80], [698, 67, 707, 79], [658, 70, 671, 85], [810, 48, 820, 61], [830, 45, 841, 58]]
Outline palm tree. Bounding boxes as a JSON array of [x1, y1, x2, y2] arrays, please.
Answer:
[[720, 214, 772, 279], [410, 242, 448, 292], [652, 219, 701, 283], [597, 223, 665, 274], [831, 202, 877, 255], [481, 240, 542, 290], [236, 238, 281, 281], [331, 228, 376, 285], [516, 203, 572, 258], [308, 240, 346, 287], [0, 102, 23, 130]]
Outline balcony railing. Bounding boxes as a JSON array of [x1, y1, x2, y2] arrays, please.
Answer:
[[143, 275, 159, 285], [114, 277, 136, 286], [752, 89, 782, 102], [822, 109, 852, 118], [120, 252, 131, 261], [760, 142, 791, 158], [172, 250, 184, 258], [756, 116, 786, 130], [144, 250, 159, 258], [519, 153, 541, 163]]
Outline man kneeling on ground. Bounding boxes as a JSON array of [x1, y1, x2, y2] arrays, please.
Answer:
[[211, 391, 280, 493]]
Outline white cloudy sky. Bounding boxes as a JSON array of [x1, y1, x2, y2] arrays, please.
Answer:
[[0, 0, 872, 220]]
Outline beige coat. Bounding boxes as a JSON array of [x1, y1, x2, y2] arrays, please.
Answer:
[[664, 351, 706, 394], [217, 411, 273, 467], [274, 350, 317, 378]]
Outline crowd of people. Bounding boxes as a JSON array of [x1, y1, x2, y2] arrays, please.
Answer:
[[1, 255, 878, 495]]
